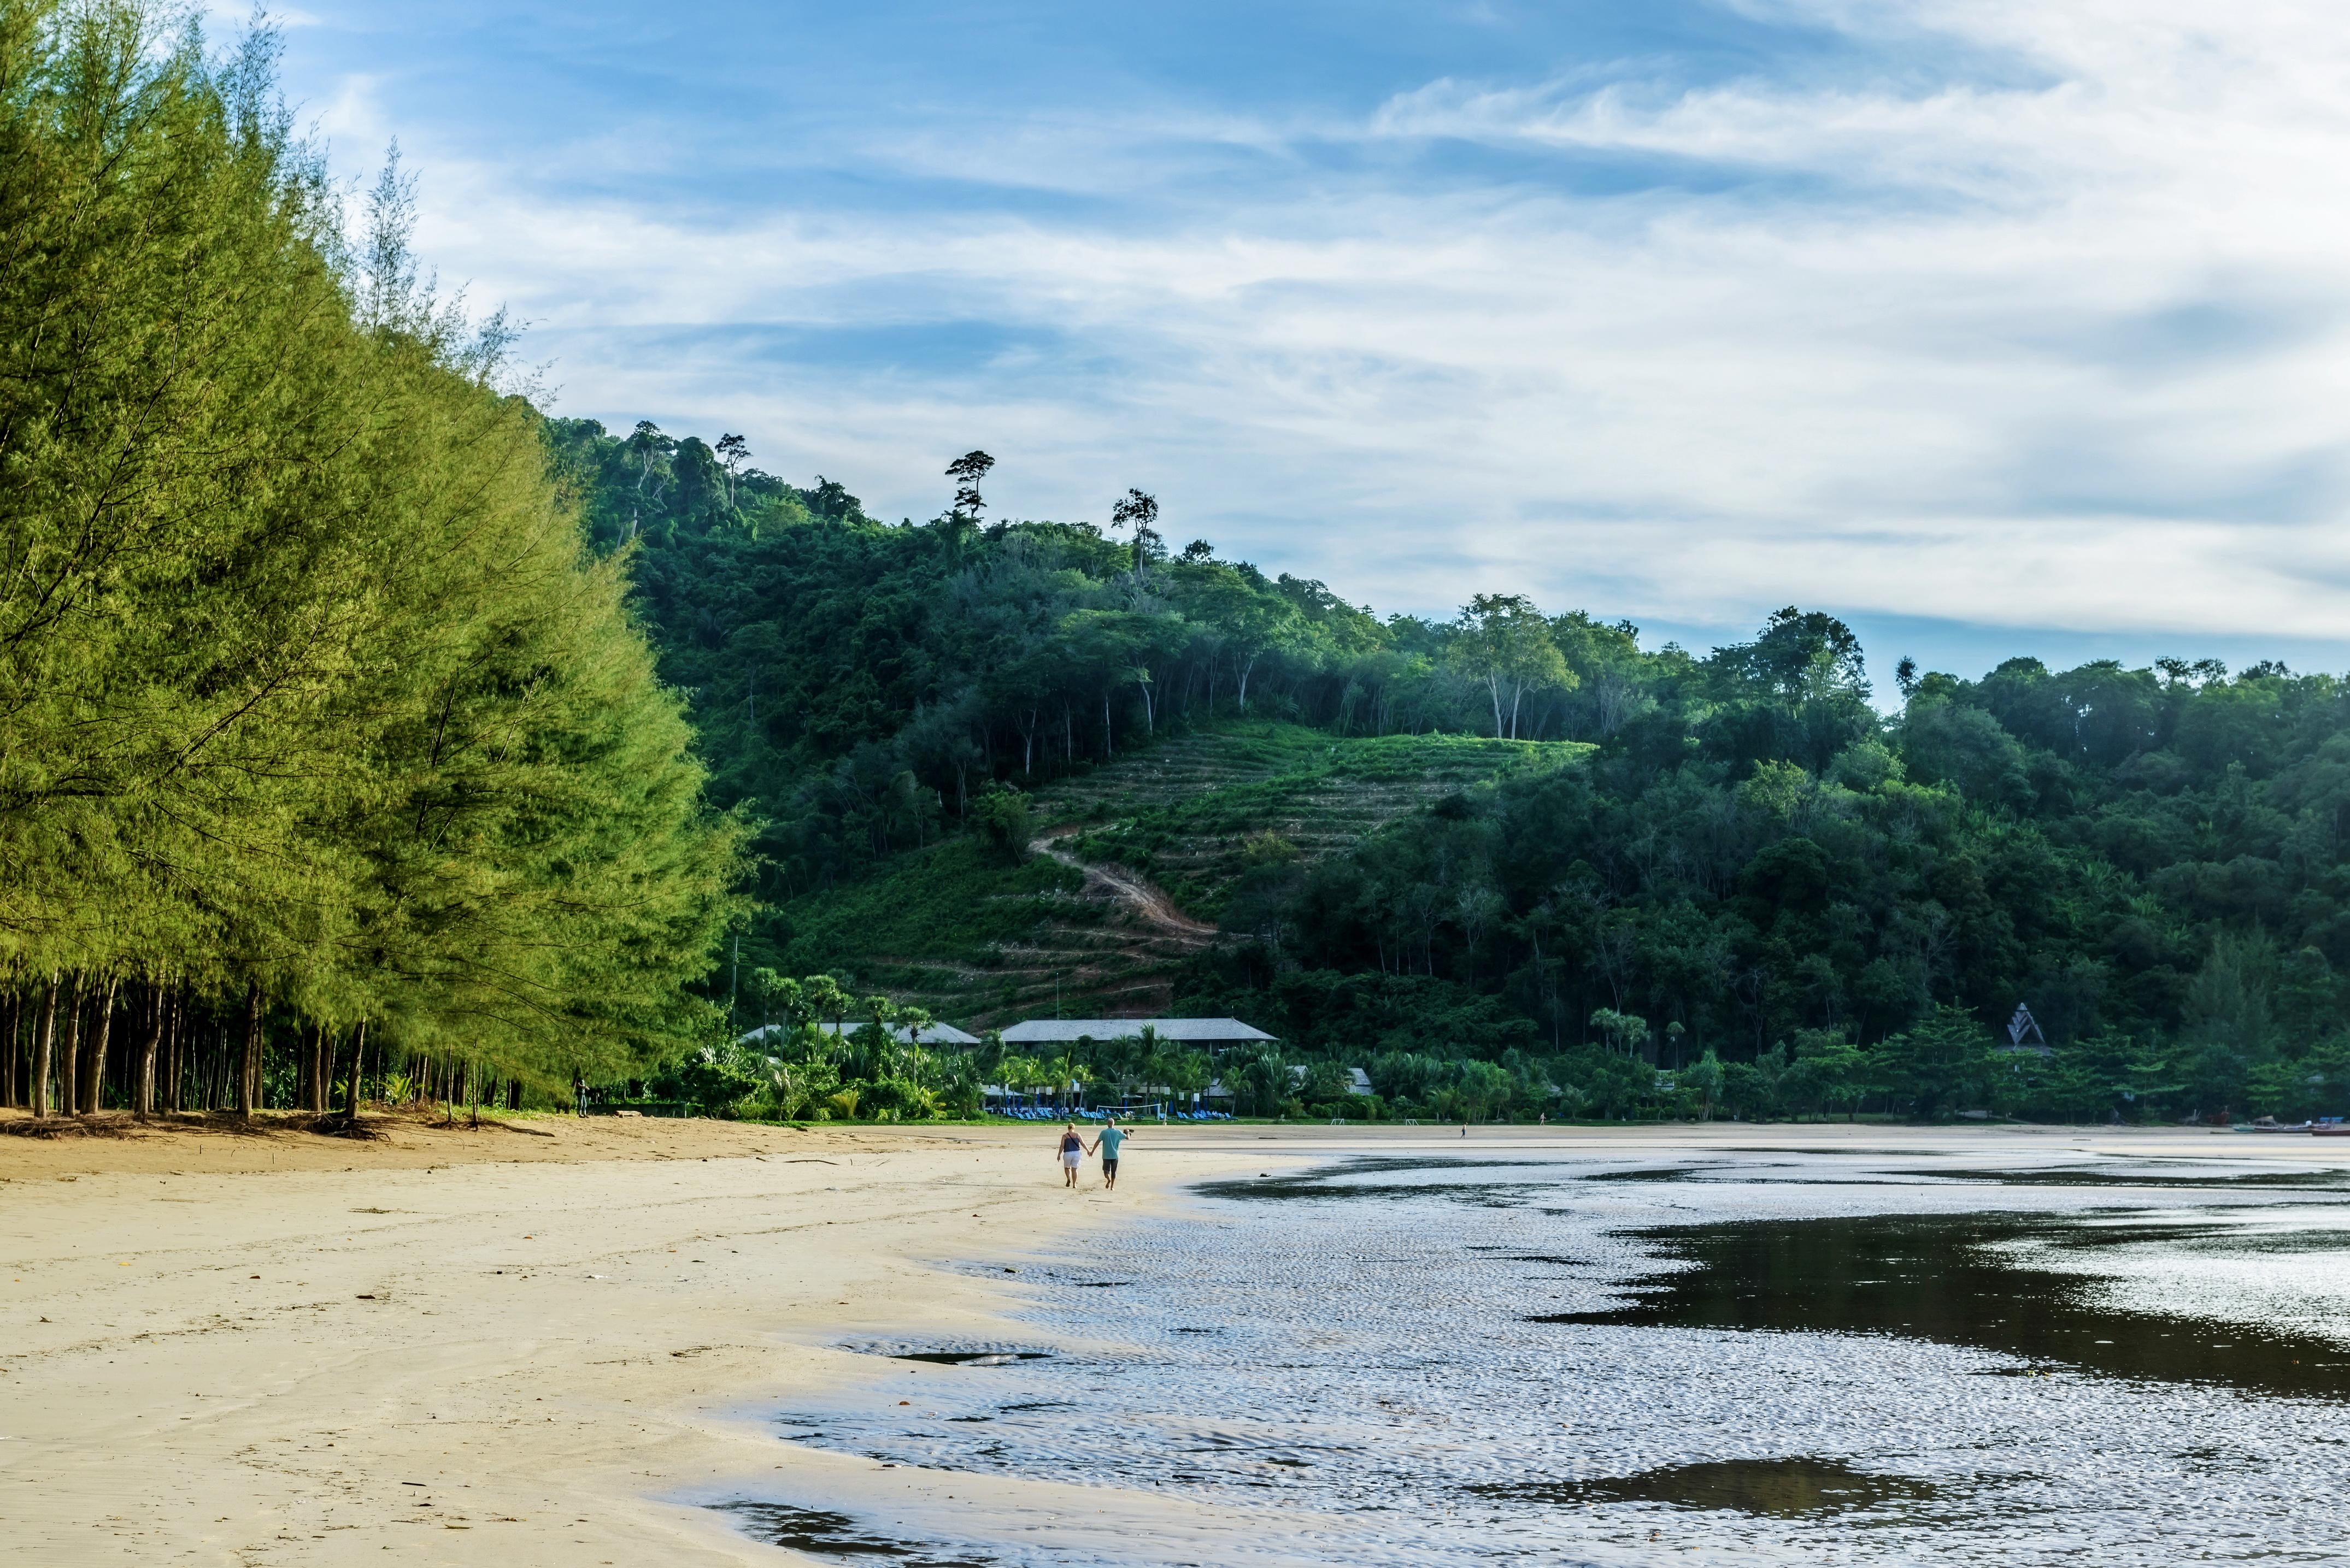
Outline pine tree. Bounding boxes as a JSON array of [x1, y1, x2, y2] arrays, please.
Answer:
[[0, 0, 741, 1118]]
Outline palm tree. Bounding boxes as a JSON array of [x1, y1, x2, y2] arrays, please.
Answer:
[[1235, 1045, 1292, 1117]]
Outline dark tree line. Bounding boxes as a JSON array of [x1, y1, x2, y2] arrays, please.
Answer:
[[1186, 622, 2350, 1121]]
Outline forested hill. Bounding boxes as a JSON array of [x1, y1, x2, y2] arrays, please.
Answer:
[[565, 415, 2350, 1122], [542, 418, 1649, 893]]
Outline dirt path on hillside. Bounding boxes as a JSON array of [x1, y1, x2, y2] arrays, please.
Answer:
[[1030, 832, 1218, 944]]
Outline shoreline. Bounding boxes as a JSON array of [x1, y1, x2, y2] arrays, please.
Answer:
[[2, 1117, 2328, 1565]]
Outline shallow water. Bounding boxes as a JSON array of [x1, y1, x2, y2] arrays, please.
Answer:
[[1546, 1209, 2350, 1396], [741, 1146, 2350, 1565], [721, 1501, 996, 1565], [1471, 1455, 1943, 1517]]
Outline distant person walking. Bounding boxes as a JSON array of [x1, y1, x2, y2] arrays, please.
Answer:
[[1089, 1117, 1129, 1190], [1056, 1122, 1085, 1189]]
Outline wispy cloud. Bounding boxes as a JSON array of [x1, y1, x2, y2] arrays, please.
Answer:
[[275, 0, 2350, 668]]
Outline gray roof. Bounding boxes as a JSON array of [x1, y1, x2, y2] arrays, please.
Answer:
[[740, 1021, 980, 1047], [999, 1017, 1275, 1046]]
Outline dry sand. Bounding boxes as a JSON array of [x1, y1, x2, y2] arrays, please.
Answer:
[[0, 1110, 1276, 1566], [0, 1113, 2323, 1565]]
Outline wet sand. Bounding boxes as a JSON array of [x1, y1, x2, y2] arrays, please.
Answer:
[[771, 1123, 2350, 1568], [0, 1116, 2320, 1564]]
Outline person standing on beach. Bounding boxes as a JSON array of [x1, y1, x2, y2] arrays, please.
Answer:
[[1089, 1117, 1129, 1190], [1056, 1122, 1085, 1188]]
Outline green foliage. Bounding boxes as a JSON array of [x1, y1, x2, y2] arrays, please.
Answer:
[[645, 1042, 765, 1113], [1069, 725, 1580, 920], [763, 836, 1084, 991], [1172, 621, 2350, 1124], [0, 3, 740, 1110], [969, 783, 1034, 865], [1451, 594, 1576, 738], [1872, 1006, 1993, 1119]]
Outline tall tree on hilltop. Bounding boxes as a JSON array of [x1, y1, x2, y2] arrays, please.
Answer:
[[945, 450, 993, 523], [1111, 488, 1160, 582], [625, 421, 673, 540], [715, 433, 750, 509], [1452, 594, 1574, 739]]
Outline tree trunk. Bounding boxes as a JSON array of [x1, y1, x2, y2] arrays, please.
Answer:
[[135, 985, 164, 1121], [165, 994, 184, 1112], [83, 976, 118, 1115], [238, 979, 262, 1117], [58, 975, 80, 1117], [30, 980, 57, 1119], [342, 1020, 367, 1121], [308, 1024, 328, 1114]]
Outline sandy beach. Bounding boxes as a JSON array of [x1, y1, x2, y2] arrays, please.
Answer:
[[0, 1111, 1281, 1566], [2, 1114, 2331, 1565]]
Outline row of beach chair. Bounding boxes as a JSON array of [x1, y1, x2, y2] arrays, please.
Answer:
[[989, 1105, 1233, 1121]]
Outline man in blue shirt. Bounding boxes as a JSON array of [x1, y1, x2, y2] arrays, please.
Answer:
[[1088, 1117, 1130, 1190]]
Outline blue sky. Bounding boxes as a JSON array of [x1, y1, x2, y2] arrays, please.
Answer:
[[258, 0, 2350, 691]]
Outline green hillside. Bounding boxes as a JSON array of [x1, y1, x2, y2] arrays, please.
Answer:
[[760, 722, 1587, 1026], [579, 400, 2350, 1125], [1054, 726, 1579, 919]]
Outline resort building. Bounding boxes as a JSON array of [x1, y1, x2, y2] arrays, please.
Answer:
[[999, 1018, 1276, 1054], [738, 1021, 982, 1048]]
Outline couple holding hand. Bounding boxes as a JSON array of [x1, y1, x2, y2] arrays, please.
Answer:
[[1055, 1117, 1127, 1189]]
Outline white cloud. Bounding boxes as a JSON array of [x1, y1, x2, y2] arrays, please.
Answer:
[[337, 1, 2350, 655]]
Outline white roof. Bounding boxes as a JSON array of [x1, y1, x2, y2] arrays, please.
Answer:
[[740, 1021, 979, 1047], [999, 1017, 1276, 1046]]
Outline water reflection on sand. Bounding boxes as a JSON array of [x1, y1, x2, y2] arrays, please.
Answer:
[[745, 1142, 2350, 1566]]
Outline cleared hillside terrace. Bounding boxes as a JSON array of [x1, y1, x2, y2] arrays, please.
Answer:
[[1050, 724, 1583, 921], [765, 722, 1587, 1028]]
